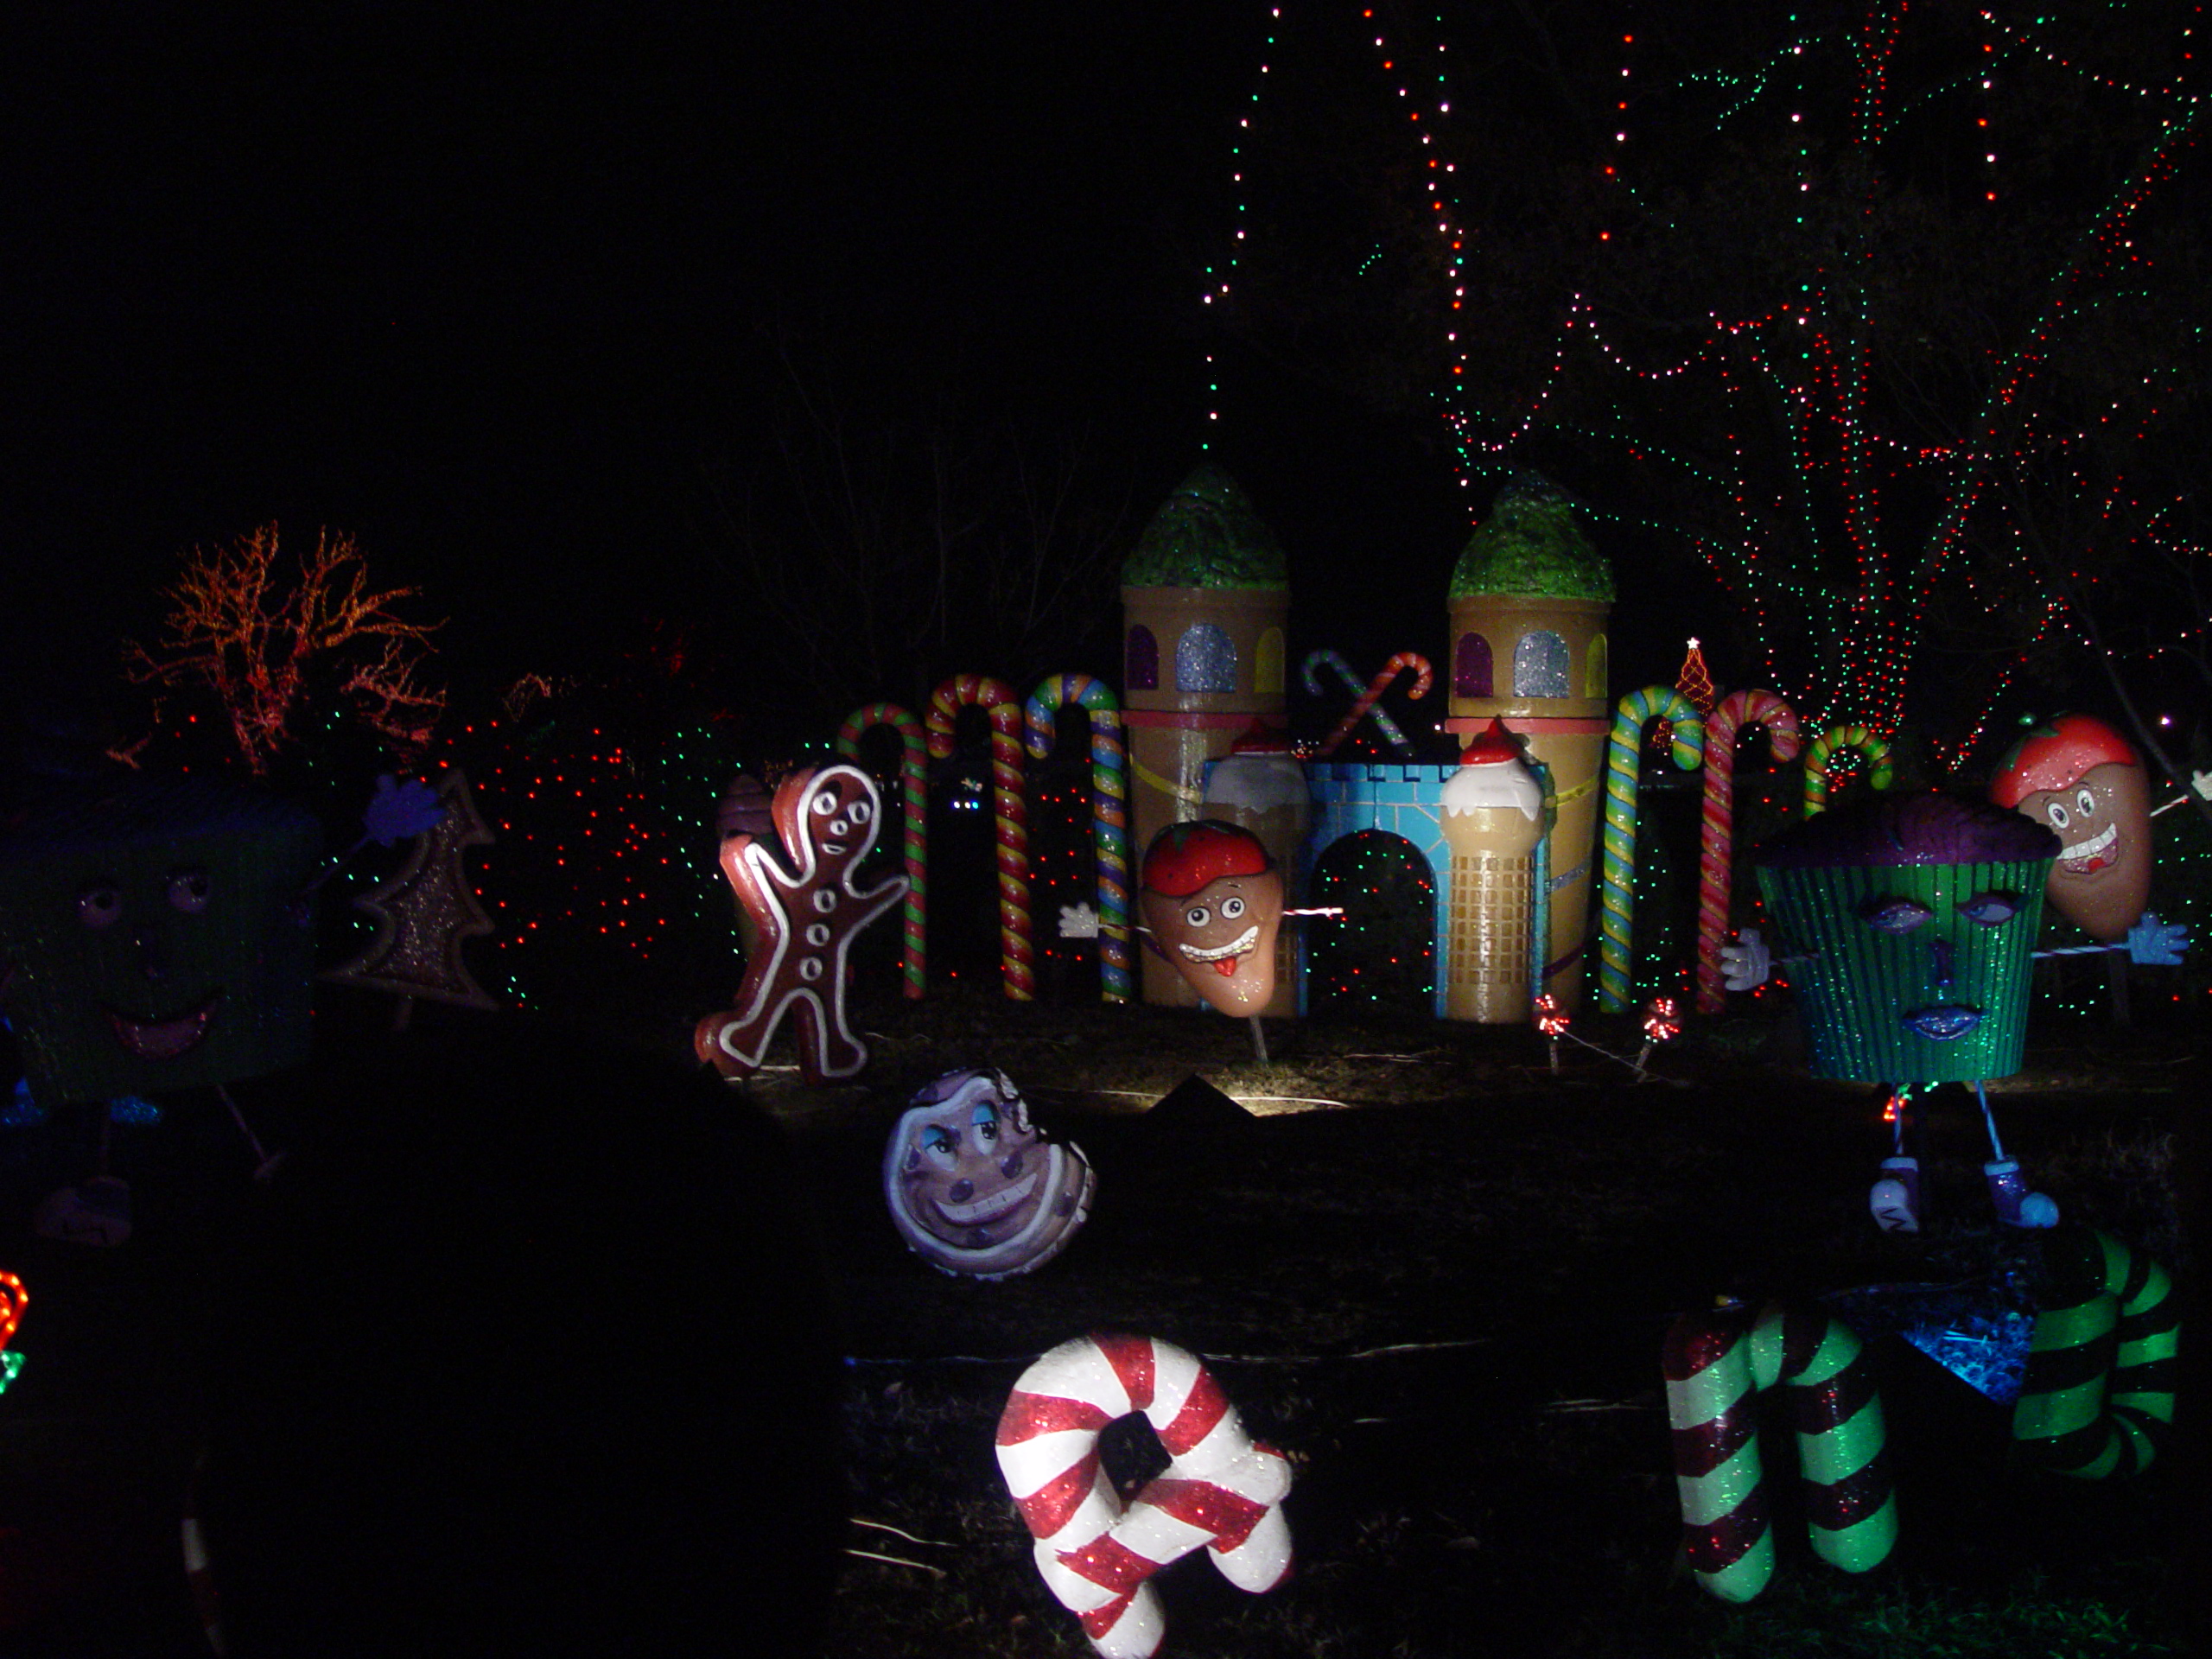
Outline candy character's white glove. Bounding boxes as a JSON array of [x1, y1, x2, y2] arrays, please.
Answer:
[[1719, 927, 1771, 991], [1058, 902, 1100, 939], [2125, 912, 2188, 966]]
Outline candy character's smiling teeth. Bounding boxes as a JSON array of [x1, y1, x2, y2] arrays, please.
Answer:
[[104, 995, 221, 1060], [2056, 820, 2117, 874], [932, 1166, 1039, 1227], [1179, 923, 1260, 976]]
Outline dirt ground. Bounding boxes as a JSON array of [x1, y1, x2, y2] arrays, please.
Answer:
[[0, 981, 2202, 1656]]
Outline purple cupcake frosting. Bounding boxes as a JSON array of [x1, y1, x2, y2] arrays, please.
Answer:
[[1756, 791, 2060, 870]]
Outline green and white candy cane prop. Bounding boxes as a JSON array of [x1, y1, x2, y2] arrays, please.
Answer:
[[2013, 1225, 2179, 1478], [1663, 1300, 1897, 1603], [1597, 687, 1702, 1012]]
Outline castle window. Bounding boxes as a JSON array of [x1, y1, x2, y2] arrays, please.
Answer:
[[1125, 626, 1159, 691], [1512, 631, 1569, 699], [1452, 632, 1494, 699], [1584, 633, 1608, 699], [1175, 623, 1237, 693]]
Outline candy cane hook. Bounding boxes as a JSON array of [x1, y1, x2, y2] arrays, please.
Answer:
[[1315, 652, 1432, 760], [997, 1333, 1294, 1658]]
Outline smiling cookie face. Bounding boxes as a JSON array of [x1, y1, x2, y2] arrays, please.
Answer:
[[1138, 820, 1285, 1017], [1991, 714, 2152, 943], [883, 1068, 1094, 1280]]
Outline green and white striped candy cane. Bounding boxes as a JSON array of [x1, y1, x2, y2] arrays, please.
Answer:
[[2013, 1225, 2179, 1478], [1598, 686, 1703, 1012]]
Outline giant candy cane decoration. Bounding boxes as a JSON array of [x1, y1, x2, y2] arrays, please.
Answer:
[[836, 701, 929, 998], [996, 1333, 1294, 1659], [926, 673, 1033, 1000], [2013, 1225, 2179, 1478], [1662, 1300, 1897, 1603], [1694, 690, 1801, 1015]]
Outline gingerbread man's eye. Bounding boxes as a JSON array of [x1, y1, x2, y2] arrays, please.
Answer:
[[168, 868, 212, 913], [1859, 896, 1933, 934], [847, 799, 873, 825], [79, 885, 124, 928], [811, 791, 837, 817]]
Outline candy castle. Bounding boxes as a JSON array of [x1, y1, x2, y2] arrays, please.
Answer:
[[1118, 465, 1616, 1022]]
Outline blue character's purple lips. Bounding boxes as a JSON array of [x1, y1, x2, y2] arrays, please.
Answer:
[[1903, 1004, 1982, 1041]]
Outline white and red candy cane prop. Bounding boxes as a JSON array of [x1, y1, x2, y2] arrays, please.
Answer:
[[1694, 690, 1802, 1015], [1662, 1300, 1897, 1603], [926, 672, 1033, 1000], [997, 1333, 1294, 1659], [1309, 650, 1433, 760]]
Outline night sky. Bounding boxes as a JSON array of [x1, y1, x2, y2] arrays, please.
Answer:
[[4, 3, 1704, 746]]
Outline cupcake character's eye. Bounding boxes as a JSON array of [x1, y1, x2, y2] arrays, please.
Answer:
[[1859, 896, 1934, 934], [1957, 892, 2020, 928]]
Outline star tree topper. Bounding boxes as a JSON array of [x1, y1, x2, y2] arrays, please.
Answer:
[[322, 769, 499, 1011]]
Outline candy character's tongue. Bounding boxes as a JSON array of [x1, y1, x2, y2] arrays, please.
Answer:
[[1214, 956, 1240, 977]]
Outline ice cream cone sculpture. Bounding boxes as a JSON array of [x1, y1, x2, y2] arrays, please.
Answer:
[[1440, 719, 1546, 1022]]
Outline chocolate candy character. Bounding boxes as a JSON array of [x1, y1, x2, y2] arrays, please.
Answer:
[[883, 1066, 1094, 1280], [1137, 820, 1285, 1017], [1989, 715, 2152, 944]]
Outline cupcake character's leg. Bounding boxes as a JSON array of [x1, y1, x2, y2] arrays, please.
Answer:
[[1977, 1079, 2059, 1228], [1869, 1085, 1921, 1232]]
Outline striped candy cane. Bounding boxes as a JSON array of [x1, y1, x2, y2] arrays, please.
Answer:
[[926, 674, 1033, 1001], [2012, 1225, 2179, 1478], [996, 1333, 1294, 1659], [1312, 651, 1432, 759], [836, 702, 928, 999], [1802, 724, 1895, 817], [1694, 690, 1801, 1015], [1026, 675, 1131, 1003], [1597, 687, 1703, 1012], [1662, 1300, 1897, 1604]]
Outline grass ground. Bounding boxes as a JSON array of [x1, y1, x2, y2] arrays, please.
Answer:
[[0, 979, 2202, 1656]]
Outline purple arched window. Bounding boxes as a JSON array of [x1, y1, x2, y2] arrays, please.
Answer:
[[1125, 626, 1159, 692], [1452, 632, 1494, 699]]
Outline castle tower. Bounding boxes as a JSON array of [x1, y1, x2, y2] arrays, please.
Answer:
[[1121, 465, 1291, 1007], [1440, 720, 1545, 1023], [1443, 477, 1615, 1007]]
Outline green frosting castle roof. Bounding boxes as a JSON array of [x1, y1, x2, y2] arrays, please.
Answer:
[[1121, 464, 1289, 589], [1448, 476, 1615, 602]]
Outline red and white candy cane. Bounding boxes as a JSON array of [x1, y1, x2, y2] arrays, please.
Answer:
[[1694, 690, 1802, 1014], [1662, 1300, 1897, 1603], [1313, 650, 1432, 760], [926, 672, 1033, 1001], [997, 1333, 1294, 1659]]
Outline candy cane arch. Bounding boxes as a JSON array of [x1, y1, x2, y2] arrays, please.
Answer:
[[926, 673, 1033, 1001], [1802, 724, 1895, 817], [836, 701, 928, 999], [1313, 650, 1432, 760], [1596, 686, 1703, 1012], [1662, 1300, 1897, 1604], [1026, 675, 1131, 1003], [996, 1333, 1294, 1659], [1694, 690, 1802, 1015], [2012, 1225, 2179, 1478]]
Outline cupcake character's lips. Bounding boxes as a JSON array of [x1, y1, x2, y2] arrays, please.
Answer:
[[1903, 1004, 1982, 1041], [2057, 821, 2118, 874], [104, 996, 219, 1060]]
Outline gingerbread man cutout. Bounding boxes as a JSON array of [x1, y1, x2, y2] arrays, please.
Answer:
[[694, 764, 909, 1086]]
